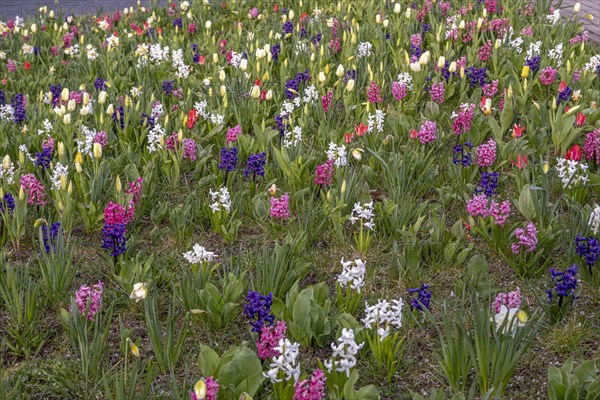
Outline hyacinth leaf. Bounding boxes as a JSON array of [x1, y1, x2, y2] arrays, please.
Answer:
[[198, 345, 220, 377], [518, 185, 536, 220]]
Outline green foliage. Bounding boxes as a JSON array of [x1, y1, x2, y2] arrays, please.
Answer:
[[548, 358, 600, 400], [198, 272, 245, 329]]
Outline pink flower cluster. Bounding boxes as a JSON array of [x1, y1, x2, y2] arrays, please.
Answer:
[[226, 125, 242, 143], [466, 194, 510, 226], [483, 80, 499, 98], [166, 132, 179, 151], [418, 120, 437, 145], [183, 138, 196, 161], [477, 139, 497, 167], [569, 31, 589, 45], [42, 137, 55, 152], [511, 222, 538, 254], [452, 104, 475, 135], [293, 369, 327, 400], [367, 81, 382, 104], [478, 40, 493, 62], [270, 193, 290, 220], [322, 90, 333, 113], [104, 201, 127, 225], [492, 287, 522, 313], [93, 131, 108, 148], [391, 82, 407, 101], [73, 281, 103, 321], [20, 173, 47, 206], [583, 129, 600, 164], [256, 320, 287, 361], [314, 159, 335, 187], [430, 82, 445, 105], [189, 376, 219, 400], [539, 66, 557, 86]]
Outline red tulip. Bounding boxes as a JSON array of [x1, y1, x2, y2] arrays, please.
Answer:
[[512, 124, 524, 138], [511, 153, 527, 169], [23, 61, 30, 71], [565, 144, 582, 161], [355, 123, 368, 137], [187, 109, 197, 130], [409, 129, 418, 140], [558, 80, 567, 92], [344, 133, 354, 143], [575, 112, 586, 127]]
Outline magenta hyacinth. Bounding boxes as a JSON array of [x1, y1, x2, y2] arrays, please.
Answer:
[[166, 132, 179, 151], [430, 82, 445, 105], [583, 129, 600, 164], [477, 139, 497, 167], [270, 193, 290, 220], [466, 194, 489, 218], [294, 368, 327, 400], [183, 138, 197, 161], [488, 199, 511, 226], [539, 66, 557, 86], [367, 81, 383, 103], [391, 82, 407, 101], [226, 125, 242, 143], [418, 120, 437, 144], [452, 103, 475, 135], [314, 159, 335, 187], [256, 320, 287, 361], [493, 287, 522, 313], [20, 173, 47, 206], [73, 281, 103, 321], [466, 194, 510, 226], [93, 131, 108, 147], [322, 90, 333, 113], [511, 222, 538, 254]]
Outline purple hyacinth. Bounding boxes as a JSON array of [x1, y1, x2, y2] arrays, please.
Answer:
[[244, 152, 266, 179], [557, 86, 572, 104], [546, 265, 578, 305], [274, 113, 289, 136], [271, 43, 281, 61], [219, 147, 238, 172], [0, 193, 15, 213], [409, 283, 432, 311], [575, 235, 600, 275], [42, 222, 62, 253], [94, 77, 107, 93], [283, 20, 294, 34], [243, 290, 275, 332], [11, 93, 26, 124], [525, 56, 541, 73], [35, 147, 53, 170], [173, 18, 182, 29], [452, 141, 473, 167], [101, 202, 127, 258], [112, 105, 125, 129], [476, 171, 499, 197], [465, 67, 487, 87], [162, 80, 175, 95]]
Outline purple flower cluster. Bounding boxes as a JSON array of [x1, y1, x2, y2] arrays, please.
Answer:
[[547, 265, 578, 304], [11, 93, 26, 124], [183, 138, 196, 161], [271, 43, 281, 61], [73, 281, 104, 321], [525, 56, 541, 73], [162, 80, 175, 95], [244, 152, 266, 179], [430, 82, 445, 104], [219, 147, 238, 172], [101, 202, 127, 258], [477, 139, 497, 167], [452, 141, 473, 167], [244, 290, 275, 332], [314, 159, 335, 187], [42, 222, 62, 253], [285, 70, 311, 99], [408, 283, 432, 311], [583, 129, 600, 164], [35, 147, 53, 170], [418, 120, 437, 144], [0, 193, 15, 213], [557, 85, 572, 104], [256, 320, 287, 361], [575, 235, 600, 269], [94, 77, 107, 93], [476, 171, 499, 197], [511, 222, 538, 254], [492, 287, 521, 313], [294, 369, 327, 400], [465, 66, 487, 87]]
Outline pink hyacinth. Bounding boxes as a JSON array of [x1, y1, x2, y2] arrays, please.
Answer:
[[466, 194, 489, 218], [391, 82, 407, 101], [466, 195, 510, 226], [42, 137, 55, 152], [166, 132, 179, 151], [249, 7, 259, 18], [93, 131, 108, 148], [270, 193, 290, 220], [430, 82, 445, 105], [583, 129, 600, 164], [73, 281, 103, 321], [20, 174, 47, 206], [482, 80, 499, 98], [7, 59, 16, 72], [410, 34, 422, 47], [322, 90, 333, 113], [418, 120, 437, 144], [511, 222, 538, 254], [256, 320, 287, 361], [493, 287, 522, 313], [104, 202, 127, 225], [520, 26, 533, 36], [488, 199, 510, 226], [452, 104, 475, 135], [294, 369, 327, 400], [478, 40, 493, 62], [226, 125, 242, 143], [539, 66, 557, 86], [366, 82, 382, 104], [126, 178, 143, 206], [314, 159, 335, 187], [183, 138, 197, 161], [477, 139, 497, 167]]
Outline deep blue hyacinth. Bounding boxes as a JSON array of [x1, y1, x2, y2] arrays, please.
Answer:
[[243, 290, 275, 332], [173, 18, 182, 29], [344, 69, 357, 83], [140, 112, 155, 129], [465, 67, 487, 87], [546, 265, 578, 304], [476, 171, 499, 197], [452, 141, 473, 167], [244, 152, 267, 179], [35, 147, 53, 170], [219, 147, 238, 172], [162, 80, 175, 95], [101, 222, 127, 257], [525, 56, 541, 73], [50, 84, 62, 107], [112, 105, 125, 129], [274, 113, 289, 137], [94, 77, 107, 93], [311, 32, 322, 45], [421, 23, 431, 33], [285, 70, 312, 99], [282, 21, 294, 35], [557, 86, 572, 104], [0, 193, 14, 213], [42, 222, 62, 253], [12, 93, 26, 124], [410, 44, 423, 59], [409, 283, 432, 311], [575, 236, 600, 269], [0, 90, 5, 105], [271, 43, 281, 61]]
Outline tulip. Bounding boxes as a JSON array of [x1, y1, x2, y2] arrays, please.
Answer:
[[336, 64, 344, 77], [98, 90, 108, 104], [418, 51, 430, 65], [405, 8, 411, 18], [129, 282, 148, 302], [394, 3, 401, 13], [573, 2, 581, 12], [268, 184, 277, 196], [219, 69, 226, 81], [477, 17, 483, 30], [565, 144, 582, 161], [250, 85, 261, 98], [194, 380, 207, 399], [572, 90, 581, 102], [106, 104, 114, 115], [480, 96, 492, 115], [352, 148, 363, 160], [318, 71, 326, 83], [543, 162, 550, 174], [63, 113, 71, 124], [448, 61, 457, 73], [409, 62, 421, 72], [240, 58, 248, 71], [521, 66, 530, 78], [575, 112, 586, 127], [265, 89, 273, 100], [2, 155, 11, 170], [61, 88, 70, 102], [67, 99, 76, 112], [220, 85, 226, 97], [458, 20, 465, 30], [512, 124, 524, 138], [58, 142, 65, 156], [60, 174, 67, 190], [256, 48, 266, 59], [115, 176, 122, 193], [205, 20, 212, 29], [346, 79, 355, 91], [437, 56, 445, 69], [128, 338, 140, 357], [93, 143, 102, 159], [511, 154, 527, 169]]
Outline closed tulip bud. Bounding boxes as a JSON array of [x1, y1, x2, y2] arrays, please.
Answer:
[[346, 79, 355, 91], [67, 99, 76, 112], [60, 174, 67, 190], [68, 181, 73, 194], [543, 162, 550, 174], [410, 62, 421, 72], [459, 67, 465, 79], [219, 69, 226, 81], [115, 176, 122, 193], [63, 113, 71, 125], [220, 85, 226, 97], [394, 3, 401, 13], [419, 51, 430, 65], [567, 59, 572, 74], [477, 17, 483, 30], [336, 64, 344, 77], [483, 8, 487, 18], [75, 152, 83, 165], [62, 22, 68, 31], [2, 155, 10, 170], [341, 179, 347, 195], [458, 20, 465, 30], [19, 186, 25, 201], [128, 338, 141, 357], [552, 97, 557, 110], [494, 39, 500, 49], [448, 61, 457, 73], [212, 53, 219, 63], [375, 13, 382, 24], [205, 20, 212, 29], [19, 151, 24, 165], [58, 142, 65, 156], [586, 13, 593, 20], [573, 2, 581, 12], [405, 8, 411, 18], [521, 65, 530, 78], [106, 104, 114, 115], [61, 88, 70, 102], [383, 19, 389, 27], [437, 56, 445, 69], [31, 24, 37, 33], [266, 89, 273, 100], [309, 53, 314, 62], [93, 143, 102, 159], [194, 380, 207, 399], [98, 90, 107, 104], [75, 162, 82, 174], [288, 9, 294, 20], [240, 58, 248, 71], [250, 85, 260, 98], [319, 71, 326, 83]]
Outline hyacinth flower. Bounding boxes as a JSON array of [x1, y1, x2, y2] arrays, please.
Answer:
[[541, 265, 578, 323], [41, 221, 62, 254], [101, 202, 127, 269], [313, 159, 334, 191], [349, 201, 375, 253], [72, 281, 104, 321], [270, 193, 290, 220], [189, 377, 219, 400], [575, 235, 600, 277], [244, 152, 267, 181], [408, 283, 432, 312], [452, 141, 473, 167], [293, 369, 326, 400], [511, 222, 538, 255], [244, 290, 275, 333], [257, 320, 287, 361]]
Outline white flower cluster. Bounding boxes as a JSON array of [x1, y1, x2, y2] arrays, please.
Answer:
[[183, 243, 217, 264], [349, 201, 375, 230], [294, 42, 309, 56], [229, 51, 243, 67], [357, 41, 373, 58], [283, 126, 303, 148], [0, 104, 14, 122], [86, 44, 98, 61], [77, 125, 97, 156], [302, 85, 319, 104], [326, 142, 348, 167], [323, 328, 364, 377], [150, 43, 170, 63], [555, 158, 589, 189], [0, 157, 15, 184], [50, 163, 68, 190], [264, 338, 301, 383], [171, 49, 190, 79], [546, 9, 560, 25], [589, 205, 600, 235], [209, 187, 231, 213], [37, 119, 53, 136], [19, 144, 35, 162], [193, 101, 224, 126], [584, 55, 600, 72], [526, 41, 542, 59], [367, 110, 385, 133], [548, 43, 563, 66], [147, 123, 165, 153], [337, 258, 366, 293], [362, 298, 403, 340]]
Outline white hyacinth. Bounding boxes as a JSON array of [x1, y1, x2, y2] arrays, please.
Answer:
[[326, 142, 347, 167], [264, 338, 301, 383], [357, 41, 373, 58], [50, 163, 68, 190], [183, 244, 217, 265], [555, 158, 589, 189], [589, 205, 600, 235], [337, 258, 366, 293], [323, 328, 364, 377], [362, 298, 403, 340], [349, 201, 375, 230], [209, 187, 231, 213]]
